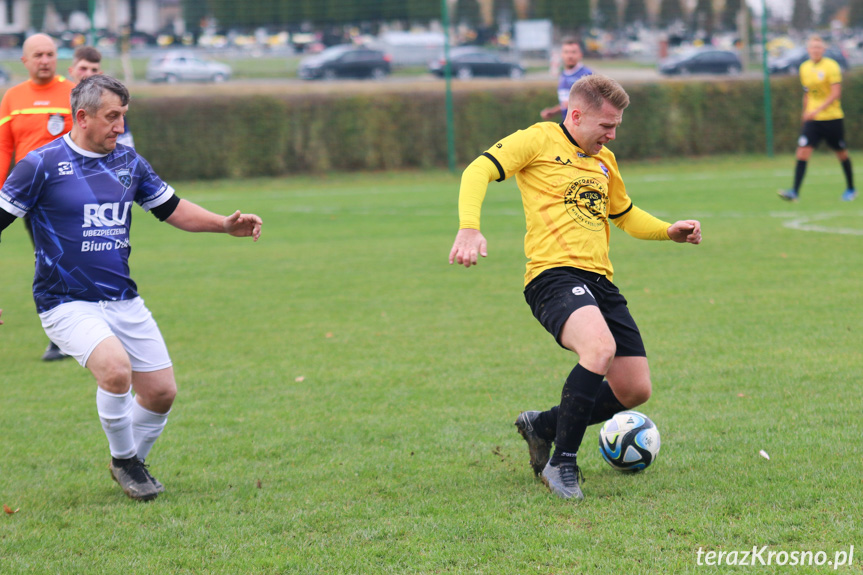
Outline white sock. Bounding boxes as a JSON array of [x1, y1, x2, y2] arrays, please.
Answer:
[[131, 400, 169, 462], [96, 388, 136, 460]]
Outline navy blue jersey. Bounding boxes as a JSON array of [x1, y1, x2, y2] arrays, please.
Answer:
[[0, 133, 174, 312], [557, 65, 593, 120]]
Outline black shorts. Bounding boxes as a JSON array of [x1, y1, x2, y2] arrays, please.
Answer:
[[524, 266, 646, 357], [799, 119, 847, 151]]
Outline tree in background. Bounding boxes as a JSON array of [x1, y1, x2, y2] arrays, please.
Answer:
[[30, 0, 89, 31], [623, 0, 648, 26], [29, 0, 47, 30], [455, 0, 481, 27], [692, 0, 715, 37], [181, 0, 210, 33], [533, 0, 591, 34], [819, 0, 847, 26], [721, 0, 743, 32], [593, 0, 618, 29], [181, 0, 444, 30], [791, 0, 814, 33], [658, 0, 684, 28], [494, 0, 516, 27], [405, 0, 439, 23], [850, 0, 863, 28]]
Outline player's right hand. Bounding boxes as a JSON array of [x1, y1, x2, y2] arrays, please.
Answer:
[[449, 228, 487, 268], [0, 308, 4, 326]]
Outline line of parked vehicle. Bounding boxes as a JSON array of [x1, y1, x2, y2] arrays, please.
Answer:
[[298, 44, 525, 80], [657, 46, 849, 76], [0, 44, 833, 86]]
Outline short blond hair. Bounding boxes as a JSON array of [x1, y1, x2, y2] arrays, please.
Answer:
[[570, 74, 630, 112]]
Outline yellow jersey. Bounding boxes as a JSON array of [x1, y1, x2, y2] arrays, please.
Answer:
[[458, 122, 671, 285], [800, 57, 843, 121]]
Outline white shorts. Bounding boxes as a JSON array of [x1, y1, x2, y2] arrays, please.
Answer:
[[39, 297, 172, 372]]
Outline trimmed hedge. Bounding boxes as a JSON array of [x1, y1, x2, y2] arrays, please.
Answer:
[[129, 73, 863, 181]]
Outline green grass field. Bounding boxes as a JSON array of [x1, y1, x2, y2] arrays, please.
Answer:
[[1, 154, 861, 573]]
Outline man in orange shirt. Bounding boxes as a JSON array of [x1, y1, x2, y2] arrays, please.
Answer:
[[0, 33, 74, 361]]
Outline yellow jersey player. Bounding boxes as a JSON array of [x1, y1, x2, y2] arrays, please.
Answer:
[[778, 36, 856, 202], [449, 74, 702, 501]]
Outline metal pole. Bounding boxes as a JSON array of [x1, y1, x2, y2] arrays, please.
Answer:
[[442, 0, 456, 173], [761, 0, 774, 157], [88, 0, 96, 46]]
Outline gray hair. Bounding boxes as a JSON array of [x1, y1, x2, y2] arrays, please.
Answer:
[[71, 75, 130, 122]]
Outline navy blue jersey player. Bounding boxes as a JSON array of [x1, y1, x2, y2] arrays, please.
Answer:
[[0, 75, 262, 501], [4, 131, 162, 312]]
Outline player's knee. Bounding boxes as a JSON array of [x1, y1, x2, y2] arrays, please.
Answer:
[[98, 362, 133, 394], [578, 340, 616, 375], [142, 383, 176, 412], [158, 384, 177, 406], [620, 379, 652, 408]]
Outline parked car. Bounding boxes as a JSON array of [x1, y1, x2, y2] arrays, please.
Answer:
[[767, 46, 849, 75], [659, 49, 742, 76], [298, 45, 391, 80], [146, 52, 232, 83], [429, 47, 525, 79]]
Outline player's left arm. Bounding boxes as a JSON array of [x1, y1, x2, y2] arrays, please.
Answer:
[[165, 199, 262, 241], [605, 155, 700, 245], [612, 205, 701, 245]]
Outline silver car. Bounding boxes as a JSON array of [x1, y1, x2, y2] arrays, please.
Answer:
[[146, 52, 232, 83]]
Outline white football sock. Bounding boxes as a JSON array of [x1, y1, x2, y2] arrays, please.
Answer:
[[96, 388, 136, 460], [131, 400, 169, 462]]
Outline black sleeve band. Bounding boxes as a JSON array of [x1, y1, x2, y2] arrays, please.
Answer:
[[481, 152, 506, 182], [150, 194, 181, 222], [0, 207, 17, 242], [609, 202, 633, 220]]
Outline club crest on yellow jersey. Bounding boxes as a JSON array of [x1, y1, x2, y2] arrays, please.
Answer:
[[564, 176, 606, 231]]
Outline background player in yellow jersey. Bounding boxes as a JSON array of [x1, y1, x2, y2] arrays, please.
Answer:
[[449, 75, 702, 501], [778, 35, 856, 202]]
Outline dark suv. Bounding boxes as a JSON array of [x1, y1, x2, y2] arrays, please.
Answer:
[[299, 45, 392, 80], [768, 47, 849, 75], [659, 49, 743, 75]]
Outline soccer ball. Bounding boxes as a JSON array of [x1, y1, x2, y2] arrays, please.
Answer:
[[598, 410, 660, 473]]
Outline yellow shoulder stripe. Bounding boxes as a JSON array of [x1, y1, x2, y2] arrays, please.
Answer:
[[0, 107, 72, 126]]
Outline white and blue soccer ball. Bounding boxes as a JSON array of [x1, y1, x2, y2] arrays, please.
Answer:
[[598, 410, 660, 473]]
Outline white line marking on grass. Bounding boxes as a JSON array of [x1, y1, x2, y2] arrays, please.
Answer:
[[774, 211, 863, 236]]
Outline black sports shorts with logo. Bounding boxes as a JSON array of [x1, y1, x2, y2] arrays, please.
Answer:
[[799, 118, 847, 150], [524, 266, 647, 357]]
